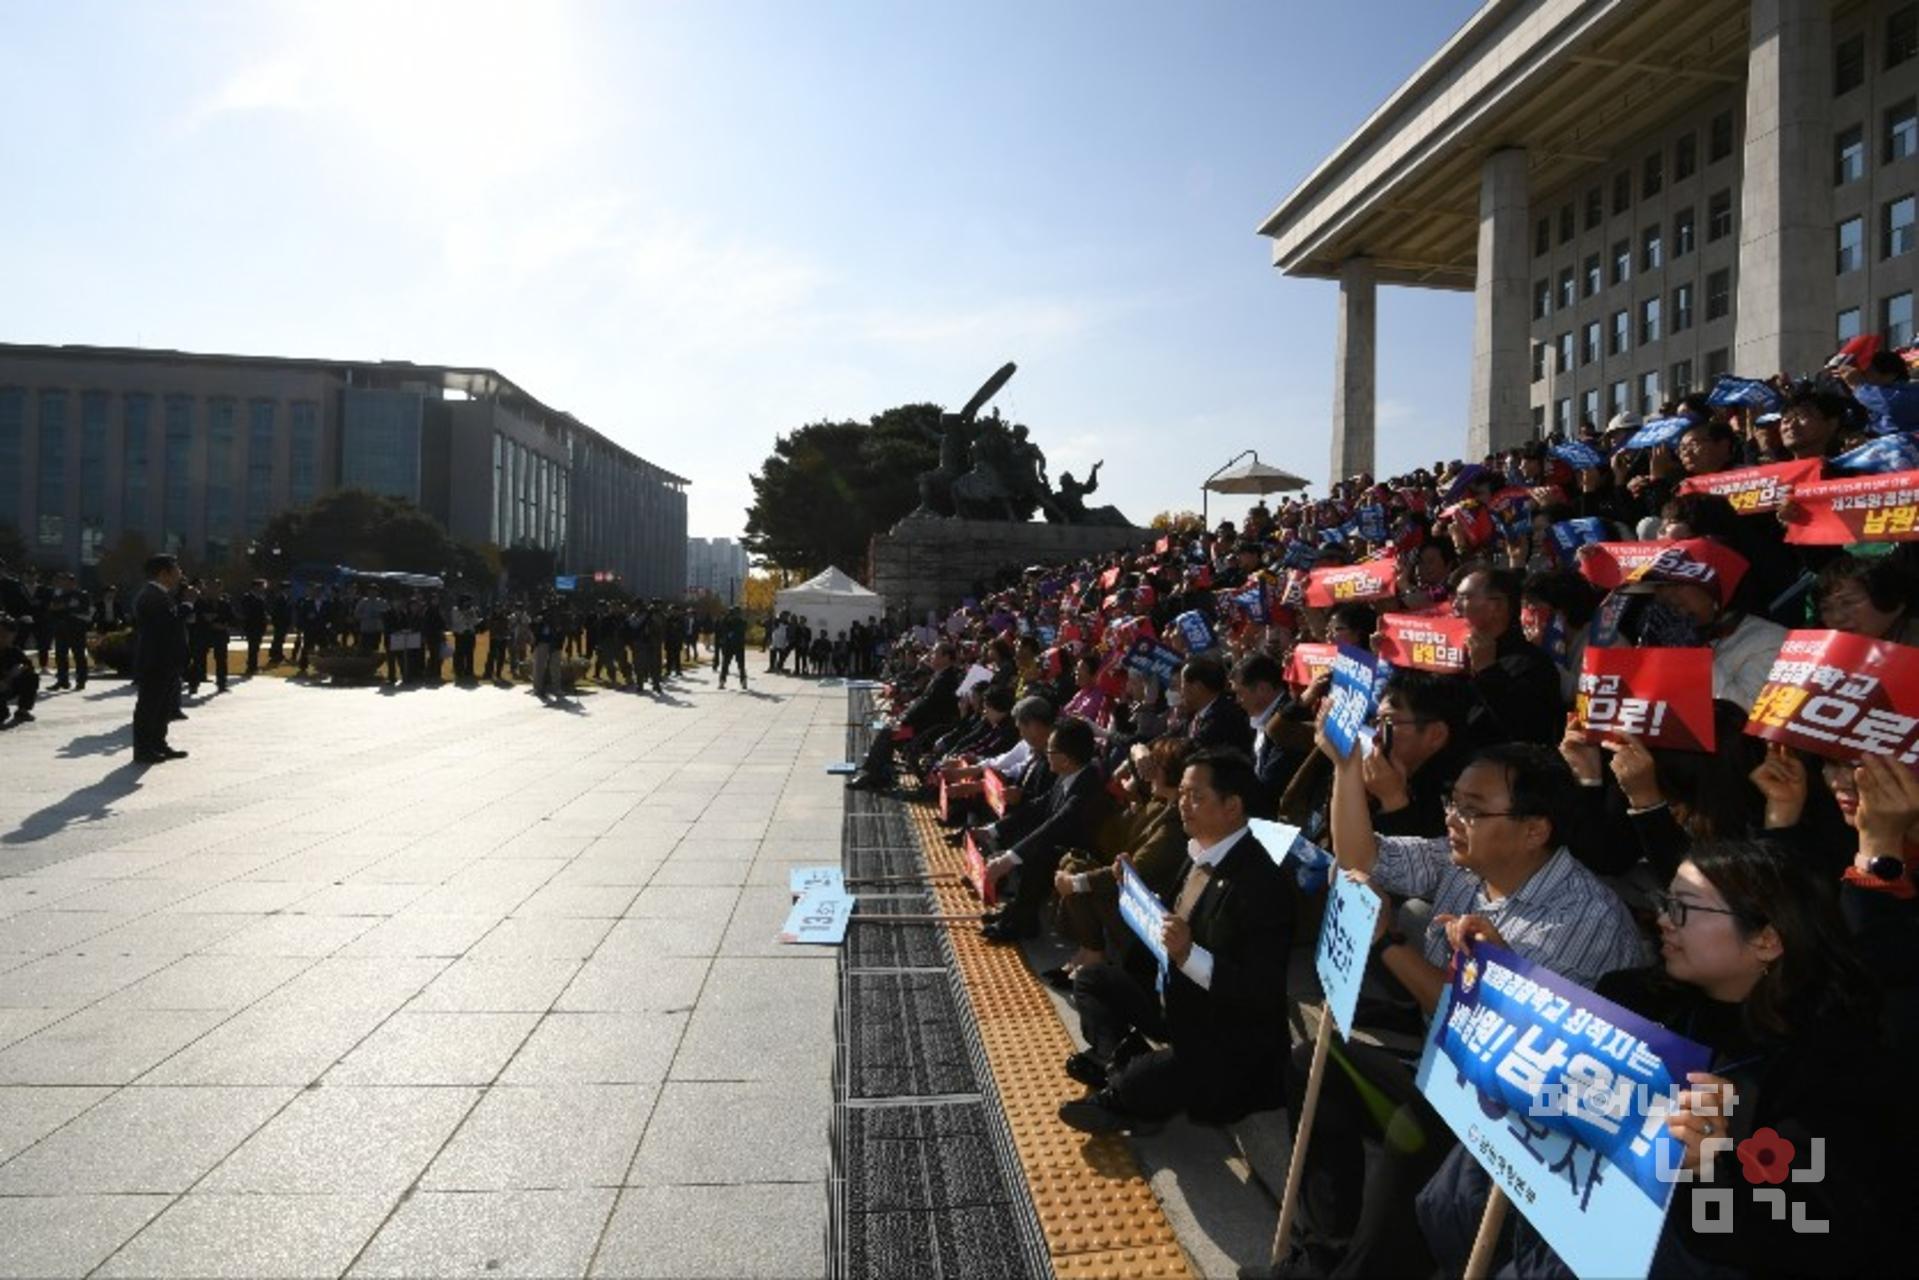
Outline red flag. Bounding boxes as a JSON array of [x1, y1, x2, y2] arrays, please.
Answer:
[[1374, 613, 1472, 674], [983, 767, 1009, 818], [1576, 541, 1672, 591], [1284, 642, 1338, 690], [1745, 629, 1919, 763], [1676, 459, 1821, 515], [1783, 470, 1919, 544], [1576, 647, 1717, 751], [1304, 560, 1398, 608], [963, 829, 997, 906]]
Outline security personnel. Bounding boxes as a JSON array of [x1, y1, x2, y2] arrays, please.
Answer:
[[132, 555, 187, 763], [47, 571, 91, 691]]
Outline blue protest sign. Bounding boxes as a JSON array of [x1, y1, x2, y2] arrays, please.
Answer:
[[1037, 625, 1058, 646], [1623, 416, 1691, 450], [1316, 873, 1383, 1040], [1246, 818, 1334, 891], [825, 762, 859, 775], [1416, 945, 1711, 1280], [1706, 375, 1784, 412], [1174, 610, 1215, 652], [1283, 539, 1320, 571], [1323, 644, 1380, 759], [1832, 432, 1919, 473], [1231, 582, 1268, 620], [1118, 862, 1170, 988], [1550, 517, 1609, 558], [553, 575, 579, 592], [1123, 639, 1183, 684], [1318, 523, 1348, 546], [1550, 441, 1605, 470], [1356, 505, 1388, 542], [788, 867, 845, 899], [778, 891, 855, 945]]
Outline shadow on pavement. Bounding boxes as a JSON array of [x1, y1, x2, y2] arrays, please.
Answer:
[[56, 724, 134, 758], [3, 762, 146, 844]]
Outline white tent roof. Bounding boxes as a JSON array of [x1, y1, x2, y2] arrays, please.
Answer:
[[782, 566, 879, 599]]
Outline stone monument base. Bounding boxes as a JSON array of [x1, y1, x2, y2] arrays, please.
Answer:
[[870, 513, 1153, 619]]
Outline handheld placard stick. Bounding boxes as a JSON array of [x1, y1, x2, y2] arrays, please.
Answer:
[[1464, 1186, 1509, 1280], [1263, 1006, 1331, 1272], [847, 913, 983, 925]]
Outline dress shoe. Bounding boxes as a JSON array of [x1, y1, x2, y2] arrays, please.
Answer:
[[1064, 1051, 1107, 1089], [1058, 1094, 1131, 1135], [8, 711, 34, 726], [133, 750, 168, 764], [1040, 965, 1075, 994], [162, 748, 189, 759], [169, 710, 189, 721], [980, 916, 1036, 943]]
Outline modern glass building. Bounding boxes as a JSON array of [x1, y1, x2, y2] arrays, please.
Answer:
[[0, 344, 689, 596]]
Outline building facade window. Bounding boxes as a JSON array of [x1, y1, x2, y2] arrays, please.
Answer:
[[1840, 214, 1866, 271], [80, 391, 107, 565], [1554, 398, 1572, 436], [1706, 348, 1730, 381], [1536, 217, 1551, 256], [1675, 132, 1697, 180], [1839, 306, 1864, 342], [1585, 186, 1603, 230], [205, 398, 234, 565], [123, 393, 150, 534], [1642, 224, 1663, 271], [1610, 380, 1629, 417], [1671, 360, 1695, 397], [1583, 319, 1601, 365], [1532, 406, 1546, 435], [1613, 170, 1632, 215], [289, 401, 317, 506], [1641, 370, 1661, 416], [1710, 111, 1734, 163], [1532, 342, 1547, 383], [1640, 296, 1662, 345], [1888, 99, 1918, 163], [247, 399, 274, 534], [1643, 151, 1663, 198], [1581, 387, 1600, 428], [1673, 206, 1696, 257], [1583, 254, 1601, 297], [162, 395, 192, 554], [1836, 32, 1866, 93], [37, 391, 66, 549], [1534, 279, 1551, 319], [1707, 268, 1732, 320], [1890, 6, 1918, 68], [1887, 291, 1915, 347], [1556, 332, 1574, 374], [1838, 125, 1867, 184], [0, 388, 21, 534], [1612, 239, 1631, 285], [1559, 204, 1575, 244], [1558, 267, 1575, 309], [1611, 309, 1630, 355], [1708, 190, 1734, 240], [1673, 282, 1694, 332], [1887, 195, 1916, 257]]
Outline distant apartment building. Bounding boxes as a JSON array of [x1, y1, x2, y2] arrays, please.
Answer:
[[686, 536, 749, 603], [0, 344, 690, 596]]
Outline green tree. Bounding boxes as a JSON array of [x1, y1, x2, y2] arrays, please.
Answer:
[[251, 489, 493, 588]]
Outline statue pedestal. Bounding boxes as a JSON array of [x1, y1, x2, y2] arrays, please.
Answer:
[[870, 513, 1152, 620]]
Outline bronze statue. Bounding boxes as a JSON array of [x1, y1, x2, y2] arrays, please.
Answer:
[[913, 362, 1016, 517]]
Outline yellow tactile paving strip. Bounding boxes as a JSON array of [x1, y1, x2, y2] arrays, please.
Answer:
[[907, 803, 1196, 1280]]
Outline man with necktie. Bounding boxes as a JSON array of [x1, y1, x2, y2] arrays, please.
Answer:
[[131, 554, 188, 764]]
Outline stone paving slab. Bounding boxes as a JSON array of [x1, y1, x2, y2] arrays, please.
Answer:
[[0, 662, 848, 1278]]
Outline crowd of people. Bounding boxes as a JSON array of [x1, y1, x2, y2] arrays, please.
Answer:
[[853, 337, 1919, 1277]]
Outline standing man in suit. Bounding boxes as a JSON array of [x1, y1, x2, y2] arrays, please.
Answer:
[[238, 580, 268, 676], [846, 641, 962, 789], [46, 571, 91, 692], [980, 715, 1118, 941], [716, 606, 749, 689], [132, 554, 187, 764], [1059, 747, 1297, 1131]]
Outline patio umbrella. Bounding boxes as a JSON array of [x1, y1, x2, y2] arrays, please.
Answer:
[[1201, 451, 1309, 523]]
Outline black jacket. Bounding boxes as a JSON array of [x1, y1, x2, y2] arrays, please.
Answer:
[[1188, 692, 1254, 755], [1468, 628, 1565, 746], [901, 664, 963, 735], [1009, 765, 1119, 867], [133, 582, 183, 678]]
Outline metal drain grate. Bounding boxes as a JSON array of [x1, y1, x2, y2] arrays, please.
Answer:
[[846, 972, 978, 1099]]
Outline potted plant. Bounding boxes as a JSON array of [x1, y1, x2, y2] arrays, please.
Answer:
[[310, 643, 385, 684], [87, 628, 136, 677]]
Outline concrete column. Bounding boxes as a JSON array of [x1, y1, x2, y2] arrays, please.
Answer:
[[1469, 147, 1532, 459], [1734, 0, 1834, 376], [1330, 257, 1377, 481]]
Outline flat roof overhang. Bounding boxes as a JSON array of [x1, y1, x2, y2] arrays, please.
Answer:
[[1258, 0, 1757, 291]]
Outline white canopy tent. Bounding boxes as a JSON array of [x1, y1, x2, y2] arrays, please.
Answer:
[[773, 566, 887, 639]]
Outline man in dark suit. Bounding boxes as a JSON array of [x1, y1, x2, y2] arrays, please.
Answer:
[[1456, 568, 1564, 746], [980, 716, 1118, 941], [847, 641, 962, 790], [132, 554, 187, 764], [1230, 651, 1287, 817], [1059, 747, 1297, 1131], [1180, 657, 1254, 754]]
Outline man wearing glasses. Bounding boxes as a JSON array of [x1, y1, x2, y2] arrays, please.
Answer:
[[1270, 738, 1647, 1279]]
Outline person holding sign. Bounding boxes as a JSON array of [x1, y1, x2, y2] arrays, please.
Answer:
[[1059, 748, 1298, 1133], [979, 717, 1119, 943], [1416, 841, 1901, 1278], [1275, 739, 1647, 1278]]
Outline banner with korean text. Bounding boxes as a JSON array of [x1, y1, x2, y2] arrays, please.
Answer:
[[1323, 644, 1380, 758], [1783, 470, 1919, 544], [1576, 646, 1717, 751], [1305, 561, 1399, 608], [1744, 629, 1919, 763], [1417, 945, 1710, 1280], [1316, 873, 1382, 1040], [1576, 542, 1672, 591], [1675, 458, 1820, 515], [1118, 861, 1169, 989], [962, 830, 998, 906], [1374, 613, 1472, 674], [1284, 642, 1337, 691], [983, 768, 1010, 818], [1124, 638, 1184, 685]]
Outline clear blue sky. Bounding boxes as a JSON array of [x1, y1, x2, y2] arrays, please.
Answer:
[[0, 0, 1482, 539]]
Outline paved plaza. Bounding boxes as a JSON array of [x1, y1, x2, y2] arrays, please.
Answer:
[[0, 664, 846, 1278]]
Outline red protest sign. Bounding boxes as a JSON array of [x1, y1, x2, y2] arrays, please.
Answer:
[[1745, 629, 1919, 763], [1783, 470, 1919, 544], [1155, 536, 1172, 555], [963, 830, 998, 906], [1098, 566, 1121, 590], [1676, 459, 1820, 515], [1576, 646, 1717, 751], [1304, 560, 1398, 607], [1576, 541, 1671, 591], [1374, 613, 1472, 674], [983, 767, 1009, 818], [1284, 642, 1337, 690]]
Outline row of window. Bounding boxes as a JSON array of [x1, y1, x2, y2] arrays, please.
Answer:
[[1535, 356, 1723, 435], [1836, 196, 1919, 271], [1834, 102, 1919, 187], [1834, 8, 1919, 95], [1839, 292, 1917, 349], [0, 388, 317, 563], [491, 432, 569, 557], [1533, 196, 1734, 318], [1535, 112, 1736, 255], [1534, 272, 1733, 380]]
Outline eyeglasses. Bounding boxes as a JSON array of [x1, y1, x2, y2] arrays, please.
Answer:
[[1649, 890, 1752, 929], [1441, 794, 1520, 825]]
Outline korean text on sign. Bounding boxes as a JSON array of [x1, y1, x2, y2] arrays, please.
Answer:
[[1744, 628, 1919, 763]]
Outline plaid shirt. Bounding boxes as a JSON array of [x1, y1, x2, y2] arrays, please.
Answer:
[[1371, 837, 1650, 988]]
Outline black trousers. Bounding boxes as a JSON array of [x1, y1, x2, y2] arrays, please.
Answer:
[[3, 666, 37, 716], [54, 630, 88, 686], [244, 629, 264, 673], [454, 632, 476, 681], [1070, 963, 1185, 1120], [189, 635, 228, 690], [269, 622, 287, 663], [133, 673, 171, 753], [718, 648, 746, 687], [1284, 1037, 1452, 1279], [666, 642, 683, 675]]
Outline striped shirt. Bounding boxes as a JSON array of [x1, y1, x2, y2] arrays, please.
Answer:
[[1371, 837, 1650, 989]]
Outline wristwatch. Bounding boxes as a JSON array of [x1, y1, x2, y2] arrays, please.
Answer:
[[1864, 853, 1908, 882]]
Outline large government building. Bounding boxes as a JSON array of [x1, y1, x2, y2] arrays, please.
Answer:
[[0, 344, 689, 596], [1260, 0, 1918, 479]]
